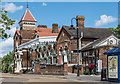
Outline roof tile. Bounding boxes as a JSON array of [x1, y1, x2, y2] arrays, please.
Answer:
[[19, 8, 36, 23], [35, 27, 60, 37]]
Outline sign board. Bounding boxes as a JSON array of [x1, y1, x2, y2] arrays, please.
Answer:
[[108, 55, 118, 79], [98, 60, 102, 72], [64, 55, 67, 63], [73, 50, 81, 53], [40, 65, 46, 69], [50, 53, 57, 56]]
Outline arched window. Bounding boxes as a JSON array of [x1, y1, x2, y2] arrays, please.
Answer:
[[42, 52, 44, 57], [47, 51, 49, 56], [53, 44, 56, 50], [43, 46, 46, 51], [38, 53, 40, 58]]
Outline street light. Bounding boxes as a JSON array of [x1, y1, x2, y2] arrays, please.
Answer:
[[70, 17, 83, 76]]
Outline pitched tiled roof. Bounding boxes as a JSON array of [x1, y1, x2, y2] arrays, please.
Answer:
[[62, 26, 115, 39], [60, 26, 118, 51], [14, 27, 60, 40], [35, 27, 61, 37], [19, 8, 36, 23]]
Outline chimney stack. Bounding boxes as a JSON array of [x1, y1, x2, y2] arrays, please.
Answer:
[[76, 15, 85, 28], [52, 24, 59, 33]]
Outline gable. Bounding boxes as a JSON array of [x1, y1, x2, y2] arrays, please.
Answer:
[[19, 8, 37, 23], [13, 30, 20, 39], [57, 27, 71, 41], [94, 35, 119, 47], [57, 27, 71, 43]]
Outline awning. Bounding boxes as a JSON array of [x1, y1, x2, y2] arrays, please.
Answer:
[[104, 47, 120, 55]]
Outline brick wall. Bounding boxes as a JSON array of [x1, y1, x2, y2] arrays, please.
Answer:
[[57, 29, 95, 65], [35, 63, 67, 75]]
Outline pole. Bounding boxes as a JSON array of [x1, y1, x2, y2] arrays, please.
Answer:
[[77, 27, 79, 76], [94, 49, 96, 75], [27, 49, 28, 70], [85, 53, 86, 73]]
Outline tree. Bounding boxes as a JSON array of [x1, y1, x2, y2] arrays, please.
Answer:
[[1, 51, 14, 73], [109, 25, 120, 37], [0, 8, 15, 39]]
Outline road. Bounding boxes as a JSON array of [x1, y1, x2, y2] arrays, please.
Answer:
[[0, 73, 112, 84]]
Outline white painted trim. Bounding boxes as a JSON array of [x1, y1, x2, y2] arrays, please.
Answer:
[[81, 39, 98, 49], [22, 8, 28, 21], [23, 24, 35, 26], [17, 36, 57, 49], [68, 64, 82, 67], [20, 21, 37, 25], [93, 34, 119, 48], [22, 50, 27, 52], [22, 67, 30, 69]]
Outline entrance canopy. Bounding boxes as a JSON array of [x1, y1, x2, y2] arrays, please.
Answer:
[[17, 36, 57, 50], [104, 47, 120, 55]]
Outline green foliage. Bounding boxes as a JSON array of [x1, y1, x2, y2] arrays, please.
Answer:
[[0, 8, 15, 39], [109, 25, 120, 37], [8, 66, 13, 72], [1, 51, 14, 73], [83, 68, 89, 75]]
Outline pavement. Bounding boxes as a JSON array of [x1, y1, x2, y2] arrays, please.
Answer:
[[0, 73, 113, 84]]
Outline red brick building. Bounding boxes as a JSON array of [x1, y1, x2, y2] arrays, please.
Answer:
[[13, 7, 68, 74], [14, 6, 119, 75], [56, 15, 120, 74]]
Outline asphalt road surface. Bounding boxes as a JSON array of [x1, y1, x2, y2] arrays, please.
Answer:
[[0, 73, 113, 84]]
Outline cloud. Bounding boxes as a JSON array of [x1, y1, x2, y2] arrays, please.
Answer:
[[0, 20, 18, 58], [6, 20, 18, 37], [2, 3, 23, 13], [95, 15, 117, 26], [42, 2, 47, 6], [0, 37, 14, 58]]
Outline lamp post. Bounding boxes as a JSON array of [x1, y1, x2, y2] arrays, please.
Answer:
[[70, 17, 83, 76], [77, 27, 79, 76]]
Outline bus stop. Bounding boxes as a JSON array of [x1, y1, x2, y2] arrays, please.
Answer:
[[104, 47, 120, 82]]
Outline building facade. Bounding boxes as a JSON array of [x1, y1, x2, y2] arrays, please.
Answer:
[[13, 7, 68, 75], [14, 6, 119, 75], [57, 15, 120, 74]]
